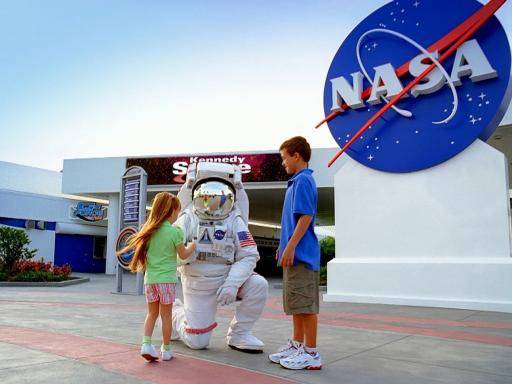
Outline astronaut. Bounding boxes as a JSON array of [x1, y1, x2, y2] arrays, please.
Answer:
[[172, 162, 268, 353]]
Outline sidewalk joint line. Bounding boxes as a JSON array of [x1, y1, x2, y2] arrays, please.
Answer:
[[458, 311, 482, 321], [0, 355, 67, 372], [324, 334, 413, 366], [372, 354, 512, 379]]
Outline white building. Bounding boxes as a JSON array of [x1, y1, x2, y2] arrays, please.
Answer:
[[0, 161, 108, 272], [61, 149, 344, 275]]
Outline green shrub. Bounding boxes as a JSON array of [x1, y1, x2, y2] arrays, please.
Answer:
[[320, 266, 327, 286], [320, 236, 335, 266], [0, 270, 7, 281], [0, 227, 37, 273]]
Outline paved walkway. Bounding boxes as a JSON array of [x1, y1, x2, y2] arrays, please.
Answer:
[[1, 273, 512, 383]]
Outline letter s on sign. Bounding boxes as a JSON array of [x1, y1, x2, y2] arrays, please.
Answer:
[[173, 161, 188, 175]]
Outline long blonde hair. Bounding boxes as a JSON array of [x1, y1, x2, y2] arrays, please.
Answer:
[[117, 192, 181, 273]]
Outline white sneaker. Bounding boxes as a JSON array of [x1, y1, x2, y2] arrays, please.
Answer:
[[140, 343, 159, 361], [160, 346, 173, 361], [268, 339, 301, 364], [279, 347, 322, 370]]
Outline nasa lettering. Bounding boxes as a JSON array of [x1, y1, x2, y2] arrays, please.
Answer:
[[322, 0, 511, 172]]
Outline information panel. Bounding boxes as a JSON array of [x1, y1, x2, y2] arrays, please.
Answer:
[[122, 178, 141, 224]]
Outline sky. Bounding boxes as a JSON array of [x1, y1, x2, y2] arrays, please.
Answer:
[[1, 0, 511, 171]]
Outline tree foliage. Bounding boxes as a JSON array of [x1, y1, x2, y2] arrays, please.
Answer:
[[320, 236, 335, 266], [0, 227, 37, 273]]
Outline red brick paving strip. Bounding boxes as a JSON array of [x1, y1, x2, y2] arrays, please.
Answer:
[[4, 298, 512, 347], [5, 298, 512, 330], [0, 325, 295, 384]]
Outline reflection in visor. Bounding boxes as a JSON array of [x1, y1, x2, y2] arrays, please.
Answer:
[[193, 181, 235, 219]]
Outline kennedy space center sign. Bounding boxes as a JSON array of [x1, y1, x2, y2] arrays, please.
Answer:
[[126, 153, 288, 185]]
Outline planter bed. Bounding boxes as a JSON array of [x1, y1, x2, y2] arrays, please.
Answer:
[[0, 276, 90, 287]]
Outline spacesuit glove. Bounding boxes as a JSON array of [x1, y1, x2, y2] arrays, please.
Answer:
[[216, 285, 238, 306]]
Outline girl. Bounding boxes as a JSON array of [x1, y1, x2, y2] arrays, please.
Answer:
[[118, 192, 196, 361]]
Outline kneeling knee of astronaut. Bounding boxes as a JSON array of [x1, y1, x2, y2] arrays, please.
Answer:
[[252, 275, 269, 295]]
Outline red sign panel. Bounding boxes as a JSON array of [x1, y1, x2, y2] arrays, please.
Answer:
[[126, 153, 288, 185]]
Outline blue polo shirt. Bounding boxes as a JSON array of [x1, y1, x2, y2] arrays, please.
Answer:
[[278, 168, 320, 271]]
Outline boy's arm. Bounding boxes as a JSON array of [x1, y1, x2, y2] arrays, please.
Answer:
[[280, 214, 312, 267]]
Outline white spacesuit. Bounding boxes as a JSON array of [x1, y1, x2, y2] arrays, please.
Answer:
[[172, 162, 268, 353]]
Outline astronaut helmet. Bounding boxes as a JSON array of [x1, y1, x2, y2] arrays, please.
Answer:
[[190, 162, 240, 220]]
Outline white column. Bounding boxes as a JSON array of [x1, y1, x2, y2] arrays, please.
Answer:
[[324, 140, 512, 312], [105, 193, 120, 275]]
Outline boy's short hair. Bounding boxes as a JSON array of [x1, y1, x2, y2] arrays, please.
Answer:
[[279, 136, 311, 162]]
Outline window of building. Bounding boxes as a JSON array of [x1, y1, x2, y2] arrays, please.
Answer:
[[93, 236, 106, 259]]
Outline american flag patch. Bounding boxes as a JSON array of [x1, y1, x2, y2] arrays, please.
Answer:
[[237, 231, 256, 247]]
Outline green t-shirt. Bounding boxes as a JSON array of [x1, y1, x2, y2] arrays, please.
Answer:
[[144, 222, 184, 284]]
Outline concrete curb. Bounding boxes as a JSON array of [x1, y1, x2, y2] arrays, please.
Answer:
[[0, 276, 90, 287]]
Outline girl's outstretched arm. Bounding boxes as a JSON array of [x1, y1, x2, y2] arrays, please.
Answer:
[[176, 242, 196, 260]]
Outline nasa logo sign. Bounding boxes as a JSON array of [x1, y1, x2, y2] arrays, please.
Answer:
[[214, 229, 226, 240], [320, 0, 511, 172]]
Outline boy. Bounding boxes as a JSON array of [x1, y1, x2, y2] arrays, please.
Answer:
[[269, 136, 322, 370]]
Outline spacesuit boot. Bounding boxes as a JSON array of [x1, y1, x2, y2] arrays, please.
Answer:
[[227, 332, 265, 353], [226, 274, 268, 353]]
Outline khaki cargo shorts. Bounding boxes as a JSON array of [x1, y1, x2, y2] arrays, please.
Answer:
[[283, 263, 320, 315]]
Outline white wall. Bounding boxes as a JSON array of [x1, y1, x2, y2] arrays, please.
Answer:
[[325, 140, 512, 312], [0, 161, 63, 196], [309, 148, 349, 188], [62, 157, 127, 195], [0, 189, 105, 230], [332, 140, 511, 260]]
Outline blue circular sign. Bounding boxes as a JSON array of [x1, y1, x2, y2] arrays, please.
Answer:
[[116, 226, 137, 270], [323, 0, 511, 172]]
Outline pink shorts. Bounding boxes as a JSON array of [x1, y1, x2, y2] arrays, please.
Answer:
[[144, 283, 176, 304]]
